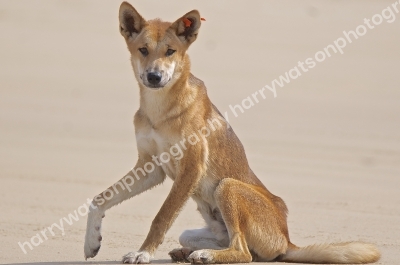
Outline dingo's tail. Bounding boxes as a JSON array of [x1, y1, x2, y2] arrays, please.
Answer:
[[280, 242, 380, 264]]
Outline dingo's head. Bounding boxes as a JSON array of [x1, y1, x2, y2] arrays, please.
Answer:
[[119, 2, 202, 90]]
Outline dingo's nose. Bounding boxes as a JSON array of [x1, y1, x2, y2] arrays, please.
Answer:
[[147, 72, 162, 85]]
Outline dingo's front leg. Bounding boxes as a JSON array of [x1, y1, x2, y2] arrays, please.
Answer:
[[122, 149, 205, 264], [84, 155, 166, 260]]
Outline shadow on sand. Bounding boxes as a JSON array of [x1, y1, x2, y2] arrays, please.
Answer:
[[5, 259, 172, 265]]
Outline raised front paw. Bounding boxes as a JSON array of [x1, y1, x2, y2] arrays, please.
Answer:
[[169, 247, 193, 263], [122, 251, 152, 264], [188, 250, 214, 264], [84, 207, 104, 259]]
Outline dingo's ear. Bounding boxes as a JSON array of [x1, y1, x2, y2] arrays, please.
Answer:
[[170, 10, 201, 46], [119, 2, 146, 41]]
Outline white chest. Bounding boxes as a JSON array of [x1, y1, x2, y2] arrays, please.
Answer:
[[135, 129, 177, 179], [136, 129, 164, 154]]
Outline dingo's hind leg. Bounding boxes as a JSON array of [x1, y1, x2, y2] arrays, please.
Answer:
[[170, 228, 226, 262], [188, 178, 289, 264], [169, 247, 193, 263], [180, 228, 226, 250]]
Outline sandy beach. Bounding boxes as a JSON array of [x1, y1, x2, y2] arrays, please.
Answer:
[[1, 1, 399, 264]]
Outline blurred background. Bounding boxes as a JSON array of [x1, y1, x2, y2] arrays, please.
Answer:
[[0, 1, 399, 264]]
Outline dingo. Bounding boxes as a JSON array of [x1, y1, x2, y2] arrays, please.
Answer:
[[84, 2, 380, 264]]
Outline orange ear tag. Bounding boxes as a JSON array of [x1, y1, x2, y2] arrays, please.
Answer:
[[182, 17, 192, 27], [182, 17, 206, 27]]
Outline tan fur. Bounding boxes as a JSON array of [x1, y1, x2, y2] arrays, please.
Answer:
[[84, 2, 381, 264], [281, 242, 381, 264]]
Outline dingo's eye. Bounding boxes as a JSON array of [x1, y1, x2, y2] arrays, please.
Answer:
[[166, 49, 176, 57], [138, 47, 149, 56]]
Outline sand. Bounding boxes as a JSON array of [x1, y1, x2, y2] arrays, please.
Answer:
[[1, 1, 399, 264]]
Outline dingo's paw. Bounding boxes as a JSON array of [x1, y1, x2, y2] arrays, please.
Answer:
[[84, 207, 104, 259], [123, 251, 152, 264], [169, 247, 193, 263], [188, 250, 214, 264]]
